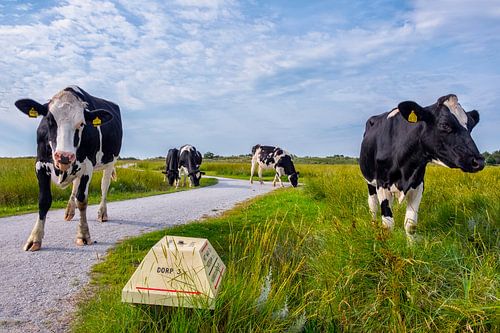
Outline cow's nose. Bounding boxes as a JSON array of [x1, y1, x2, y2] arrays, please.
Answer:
[[54, 151, 76, 165], [471, 156, 485, 172]]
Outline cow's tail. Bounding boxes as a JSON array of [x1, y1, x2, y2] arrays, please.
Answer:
[[111, 167, 118, 181]]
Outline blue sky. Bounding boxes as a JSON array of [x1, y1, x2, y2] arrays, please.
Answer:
[[1, 0, 499, 158]]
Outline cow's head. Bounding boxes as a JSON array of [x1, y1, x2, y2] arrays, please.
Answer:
[[398, 94, 484, 172], [189, 170, 205, 187], [15, 90, 113, 171], [162, 170, 179, 186], [289, 171, 300, 187]]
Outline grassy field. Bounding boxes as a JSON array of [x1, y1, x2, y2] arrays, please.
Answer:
[[0, 158, 217, 217], [74, 162, 499, 332]]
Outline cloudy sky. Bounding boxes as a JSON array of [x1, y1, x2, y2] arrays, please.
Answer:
[[1, 0, 499, 158]]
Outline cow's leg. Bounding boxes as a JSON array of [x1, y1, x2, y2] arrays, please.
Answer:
[[64, 178, 80, 221], [404, 182, 423, 241], [273, 168, 284, 187], [376, 187, 394, 231], [258, 166, 264, 185], [75, 174, 92, 246], [24, 163, 52, 251], [97, 165, 113, 222], [250, 160, 256, 184], [367, 184, 378, 221]]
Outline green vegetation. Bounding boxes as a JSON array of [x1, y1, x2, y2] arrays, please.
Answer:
[[75, 162, 499, 332], [0, 158, 217, 217], [483, 150, 500, 165]]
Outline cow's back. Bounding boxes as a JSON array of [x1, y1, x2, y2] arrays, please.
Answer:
[[360, 111, 425, 184]]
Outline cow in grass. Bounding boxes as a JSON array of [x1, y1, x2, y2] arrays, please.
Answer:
[[250, 144, 299, 187], [15, 86, 122, 251], [162, 148, 180, 186], [178, 144, 204, 188], [360, 94, 484, 241]]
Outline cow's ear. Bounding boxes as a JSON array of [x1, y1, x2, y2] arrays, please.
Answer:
[[467, 110, 480, 131], [84, 109, 113, 127], [15, 99, 48, 118], [397, 101, 429, 123], [200, 171, 206, 175]]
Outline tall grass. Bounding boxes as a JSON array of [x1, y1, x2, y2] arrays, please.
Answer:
[[73, 162, 499, 332]]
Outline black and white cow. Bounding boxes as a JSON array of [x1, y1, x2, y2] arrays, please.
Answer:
[[360, 94, 484, 240], [15, 86, 122, 251], [250, 144, 299, 187], [162, 148, 180, 186], [178, 144, 204, 187]]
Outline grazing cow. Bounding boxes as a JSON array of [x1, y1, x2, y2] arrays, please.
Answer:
[[360, 94, 484, 240], [250, 144, 299, 187], [178, 144, 204, 187], [15, 86, 122, 251], [162, 148, 180, 186]]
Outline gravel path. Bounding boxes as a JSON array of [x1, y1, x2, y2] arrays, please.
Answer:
[[0, 177, 277, 333]]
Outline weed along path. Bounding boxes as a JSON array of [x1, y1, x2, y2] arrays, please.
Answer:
[[0, 177, 277, 333]]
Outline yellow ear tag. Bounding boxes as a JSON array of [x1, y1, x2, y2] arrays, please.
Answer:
[[408, 110, 418, 123], [92, 117, 102, 127], [28, 107, 38, 118]]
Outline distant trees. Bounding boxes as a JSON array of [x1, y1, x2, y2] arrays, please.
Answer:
[[204, 151, 215, 159], [483, 151, 500, 165]]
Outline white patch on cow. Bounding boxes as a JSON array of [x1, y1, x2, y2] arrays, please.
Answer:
[[404, 182, 423, 242], [368, 193, 378, 220], [180, 145, 194, 154], [49, 90, 86, 160], [178, 166, 190, 188], [431, 159, 451, 168], [376, 187, 394, 230], [36, 161, 58, 184], [95, 126, 103, 166], [387, 108, 399, 118], [443, 95, 468, 129], [366, 179, 377, 187], [390, 184, 406, 204]]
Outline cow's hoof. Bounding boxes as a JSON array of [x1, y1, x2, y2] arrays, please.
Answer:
[[98, 215, 108, 222], [24, 241, 41, 251], [64, 211, 75, 221], [76, 237, 92, 246]]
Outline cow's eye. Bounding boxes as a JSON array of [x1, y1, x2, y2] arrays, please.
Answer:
[[79, 122, 85, 128], [440, 123, 452, 133]]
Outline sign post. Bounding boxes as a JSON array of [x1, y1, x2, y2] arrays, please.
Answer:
[[122, 235, 226, 309]]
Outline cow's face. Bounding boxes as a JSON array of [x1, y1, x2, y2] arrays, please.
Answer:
[[15, 90, 113, 172], [167, 171, 178, 186], [398, 94, 484, 172], [189, 170, 205, 187], [289, 172, 299, 187]]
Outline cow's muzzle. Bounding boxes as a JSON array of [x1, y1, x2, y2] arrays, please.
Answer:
[[54, 151, 76, 171], [470, 156, 485, 172]]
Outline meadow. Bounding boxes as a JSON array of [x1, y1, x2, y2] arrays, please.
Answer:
[[0, 158, 216, 217], [73, 161, 499, 332]]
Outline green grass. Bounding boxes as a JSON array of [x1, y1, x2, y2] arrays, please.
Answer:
[[0, 158, 217, 217], [74, 162, 499, 332]]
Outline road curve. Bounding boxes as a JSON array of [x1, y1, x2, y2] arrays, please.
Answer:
[[0, 177, 277, 333]]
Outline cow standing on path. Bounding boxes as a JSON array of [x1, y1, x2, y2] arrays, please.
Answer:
[[250, 144, 299, 187], [162, 148, 180, 186], [15, 86, 122, 251], [360, 94, 484, 241], [178, 144, 204, 188]]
